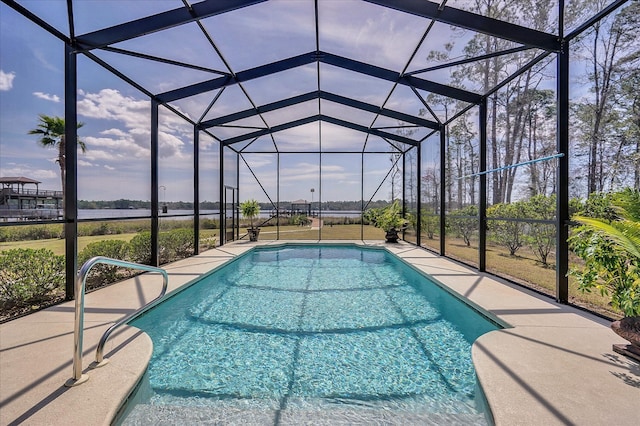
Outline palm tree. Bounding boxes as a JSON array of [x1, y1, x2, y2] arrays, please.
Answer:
[[571, 188, 640, 317], [28, 114, 86, 200], [574, 189, 640, 260]]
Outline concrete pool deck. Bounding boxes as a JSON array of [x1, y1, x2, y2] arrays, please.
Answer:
[[1, 241, 638, 425]]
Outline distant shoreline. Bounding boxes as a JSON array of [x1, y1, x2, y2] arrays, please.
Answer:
[[77, 200, 392, 211], [78, 209, 363, 220]]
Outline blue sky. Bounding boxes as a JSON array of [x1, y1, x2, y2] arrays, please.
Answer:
[[0, 1, 605, 203]]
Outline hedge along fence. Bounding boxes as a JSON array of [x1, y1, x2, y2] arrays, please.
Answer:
[[0, 228, 217, 313], [443, 195, 558, 267], [79, 240, 130, 290], [0, 218, 221, 243], [485, 195, 557, 266], [0, 224, 64, 242], [0, 248, 65, 310], [126, 229, 199, 265], [447, 205, 479, 247]]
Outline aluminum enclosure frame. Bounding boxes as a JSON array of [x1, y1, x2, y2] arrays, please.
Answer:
[[1, 0, 632, 307]]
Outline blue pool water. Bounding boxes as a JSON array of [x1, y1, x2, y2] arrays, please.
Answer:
[[121, 245, 500, 424]]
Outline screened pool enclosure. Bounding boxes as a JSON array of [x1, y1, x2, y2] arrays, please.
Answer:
[[1, 0, 636, 316]]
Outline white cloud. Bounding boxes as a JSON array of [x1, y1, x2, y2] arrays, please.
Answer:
[[83, 135, 148, 159], [0, 165, 57, 181], [33, 92, 60, 102], [78, 88, 148, 122], [319, 3, 426, 70], [78, 89, 190, 159], [279, 161, 322, 182], [0, 70, 15, 91], [158, 131, 186, 158], [31, 169, 58, 180], [319, 164, 344, 173], [100, 128, 129, 137]]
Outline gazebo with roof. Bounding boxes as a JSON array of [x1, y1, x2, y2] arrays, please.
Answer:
[[0, 176, 63, 219]]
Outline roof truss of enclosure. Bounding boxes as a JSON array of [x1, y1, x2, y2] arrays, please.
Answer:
[[3, 0, 629, 301], [7, 0, 589, 151], [7, 0, 624, 152]]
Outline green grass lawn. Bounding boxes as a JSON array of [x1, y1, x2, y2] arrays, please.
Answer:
[[255, 224, 385, 240], [0, 229, 220, 256], [0, 233, 138, 255], [0, 225, 380, 254]]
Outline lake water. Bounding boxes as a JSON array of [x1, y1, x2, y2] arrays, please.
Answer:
[[78, 210, 362, 220]]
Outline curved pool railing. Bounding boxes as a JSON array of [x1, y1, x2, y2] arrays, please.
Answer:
[[65, 256, 168, 387]]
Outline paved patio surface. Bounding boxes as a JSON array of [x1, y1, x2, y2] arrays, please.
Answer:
[[1, 241, 638, 425]]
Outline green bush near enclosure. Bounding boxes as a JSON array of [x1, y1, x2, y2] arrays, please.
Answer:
[[487, 202, 528, 256], [200, 218, 219, 229], [485, 195, 556, 266], [160, 229, 195, 263], [126, 231, 153, 265], [78, 240, 130, 289], [128, 229, 198, 265], [526, 194, 556, 266], [0, 218, 220, 245], [448, 205, 478, 247], [569, 188, 640, 317], [0, 225, 63, 242], [0, 248, 65, 310]]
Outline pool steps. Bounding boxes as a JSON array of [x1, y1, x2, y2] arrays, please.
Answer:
[[122, 403, 488, 425]]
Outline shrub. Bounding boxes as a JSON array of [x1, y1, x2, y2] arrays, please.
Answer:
[[78, 222, 127, 237], [569, 229, 639, 316], [125, 229, 195, 265], [570, 188, 640, 317], [448, 205, 478, 246], [0, 224, 63, 242], [525, 194, 556, 266], [362, 208, 379, 225], [90, 222, 120, 236], [160, 219, 193, 231], [199, 232, 217, 251], [78, 240, 129, 289], [290, 214, 309, 226], [201, 218, 219, 229], [421, 212, 439, 239], [78, 220, 148, 236], [0, 248, 65, 308], [126, 231, 152, 264], [580, 191, 618, 220], [487, 202, 528, 256], [160, 229, 194, 263]]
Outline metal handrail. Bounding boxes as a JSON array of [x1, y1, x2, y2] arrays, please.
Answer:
[[65, 256, 168, 387]]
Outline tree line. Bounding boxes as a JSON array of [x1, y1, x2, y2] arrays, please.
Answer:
[[77, 199, 394, 211], [410, 0, 639, 208]]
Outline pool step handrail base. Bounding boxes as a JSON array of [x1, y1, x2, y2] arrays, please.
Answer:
[[64, 374, 89, 387], [90, 358, 110, 369]]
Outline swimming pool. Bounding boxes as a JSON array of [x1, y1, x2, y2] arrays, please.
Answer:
[[120, 244, 500, 424]]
